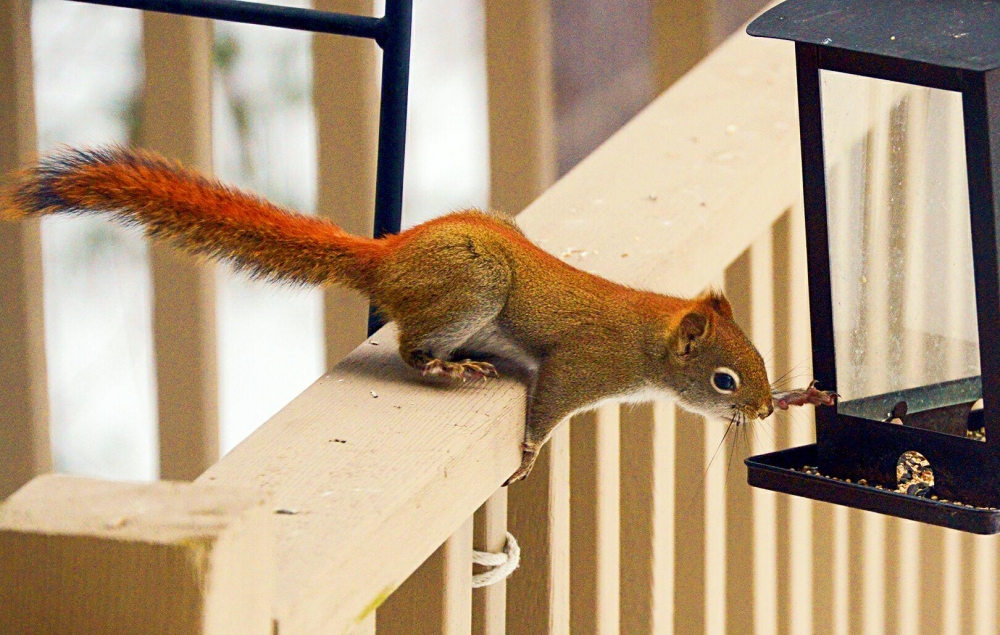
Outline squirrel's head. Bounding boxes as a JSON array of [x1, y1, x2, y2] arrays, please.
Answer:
[[663, 291, 772, 422]]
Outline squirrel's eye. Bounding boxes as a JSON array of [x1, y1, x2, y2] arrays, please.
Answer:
[[711, 368, 740, 394]]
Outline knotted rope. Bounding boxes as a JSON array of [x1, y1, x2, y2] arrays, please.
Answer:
[[471, 531, 520, 588]]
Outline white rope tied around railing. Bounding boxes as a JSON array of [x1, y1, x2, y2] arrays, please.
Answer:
[[471, 531, 520, 588]]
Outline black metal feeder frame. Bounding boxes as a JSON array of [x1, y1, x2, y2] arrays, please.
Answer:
[[75, 0, 413, 335], [745, 0, 1000, 534]]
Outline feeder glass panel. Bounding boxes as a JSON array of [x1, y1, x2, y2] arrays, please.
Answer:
[[820, 70, 981, 432]]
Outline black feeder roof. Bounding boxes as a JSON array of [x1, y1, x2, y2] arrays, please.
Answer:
[[747, 0, 1000, 72]]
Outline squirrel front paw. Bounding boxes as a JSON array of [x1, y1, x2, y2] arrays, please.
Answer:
[[421, 358, 499, 382], [503, 444, 539, 486], [772, 380, 838, 410]]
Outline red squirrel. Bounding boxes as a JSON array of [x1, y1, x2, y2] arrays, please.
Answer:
[[1, 146, 833, 484]]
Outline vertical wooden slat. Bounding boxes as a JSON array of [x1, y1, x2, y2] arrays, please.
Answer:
[[892, 520, 921, 635], [570, 404, 620, 634], [721, 235, 779, 635], [839, 84, 885, 635], [774, 207, 819, 635], [473, 489, 507, 635], [724, 250, 756, 634], [831, 506, 850, 635], [886, 86, 924, 635], [704, 411, 728, 634], [506, 425, 570, 635], [974, 534, 997, 635], [651, 0, 772, 91], [651, 0, 712, 91], [940, 529, 963, 635], [0, 0, 49, 500], [673, 407, 707, 634], [483, 0, 560, 632], [919, 525, 948, 634], [847, 509, 886, 634], [883, 519, 902, 635], [773, 209, 794, 635], [702, 276, 734, 634], [377, 516, 474, 634], [813, 76, 847, 635], [620, 400, 674, 634], [484, 0, 556, 214], [313, 0, 377, 368], [752, 228, 778, 635], [783, 205, 817, 635], [140, 13, 217, 481]]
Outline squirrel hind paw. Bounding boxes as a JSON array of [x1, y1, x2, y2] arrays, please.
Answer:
[[421, 358, 499, 382]]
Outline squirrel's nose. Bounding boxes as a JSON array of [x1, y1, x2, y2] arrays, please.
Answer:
[[758, 402, 774, 420]]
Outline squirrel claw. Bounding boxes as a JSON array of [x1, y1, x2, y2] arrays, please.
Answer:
[[503, 446, 539, 486], [421, 358, 499, 382]]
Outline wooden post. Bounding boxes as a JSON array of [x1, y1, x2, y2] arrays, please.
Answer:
[[0, 0, 50, 501], [376, 516, 474, 634], [620, 401, 675, 634], [570, 405, 620, 634], [0, 474, 272, 635], [140, 12, 218, 480], [313, 0, 378, 368]]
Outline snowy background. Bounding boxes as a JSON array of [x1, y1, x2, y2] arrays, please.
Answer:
[[31, 0, 489, 480]]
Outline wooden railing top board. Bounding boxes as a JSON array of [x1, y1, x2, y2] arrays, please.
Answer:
[[198, 26, 801, 635], [518, 30, 801, 298], [198, 324, 525, 633]]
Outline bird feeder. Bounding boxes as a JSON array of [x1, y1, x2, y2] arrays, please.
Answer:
[[745, 0, 1000, 533]]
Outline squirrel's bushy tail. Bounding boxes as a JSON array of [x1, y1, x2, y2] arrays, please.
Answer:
[[1, 146, 384, 289]]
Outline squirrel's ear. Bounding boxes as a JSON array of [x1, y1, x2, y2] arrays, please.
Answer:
[[697, 289, 734, 320], [674, 310, 712, 360]]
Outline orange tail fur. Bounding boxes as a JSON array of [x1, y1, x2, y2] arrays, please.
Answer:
[[1, 146, 384, 289]]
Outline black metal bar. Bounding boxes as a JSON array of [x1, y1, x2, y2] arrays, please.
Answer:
[[72, 0, 413, 336], [794, 43, 837, 421], [70, 0, 383, 41], [368, 0, 413, 335], [965, 69, 1000, 451], [372, 0, 412, 238], [816, 46, 969, 93]]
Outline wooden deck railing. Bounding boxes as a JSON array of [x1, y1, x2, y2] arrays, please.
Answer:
[[4, 1, 1000, 633]]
